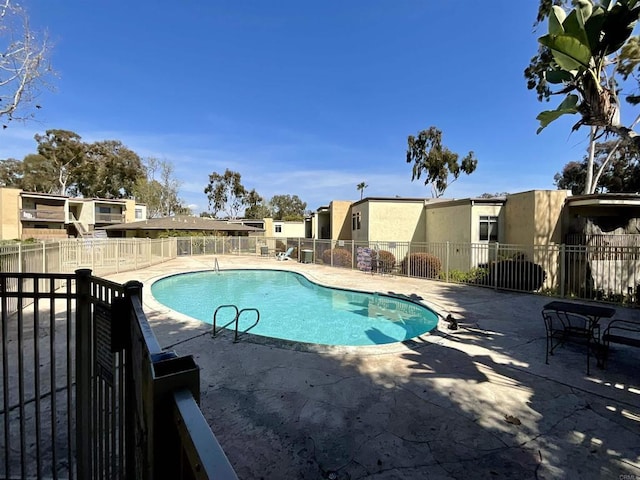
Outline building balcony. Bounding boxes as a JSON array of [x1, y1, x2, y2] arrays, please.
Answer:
[[95, 212, 125, 224], [21, 227, 68, 240], [20, 209, 66, 222]]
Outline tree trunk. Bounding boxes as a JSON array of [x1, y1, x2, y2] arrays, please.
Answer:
[[584, 126, 597, 194]]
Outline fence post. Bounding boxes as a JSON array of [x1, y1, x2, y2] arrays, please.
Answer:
[[494, 242, 499, 291], [559, 243, 566, 298], [91, 239, 96, 272], [151, 354, 201, 479], [134, 240, 138, 270], [331, 241, 334, 267], [114, 239, 119, 274], [445, 242, 450, 283], [75, 268, 93, 479]]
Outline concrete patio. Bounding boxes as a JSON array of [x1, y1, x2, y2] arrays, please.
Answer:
[[107, 255, 640, 479]]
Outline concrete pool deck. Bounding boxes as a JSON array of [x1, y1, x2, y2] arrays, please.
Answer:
[[107, 255, 640, 479]]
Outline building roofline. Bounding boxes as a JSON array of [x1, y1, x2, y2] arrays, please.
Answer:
[[104, 215, 263, 231], [423, 197, 506, 209], [566, 193, 640, 207], [20, 191, 68, 200]]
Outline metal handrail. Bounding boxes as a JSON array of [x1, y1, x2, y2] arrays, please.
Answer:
[[236, 308, 260, 342], [212, 304, 239, 338], [211, 305, 260, 343]]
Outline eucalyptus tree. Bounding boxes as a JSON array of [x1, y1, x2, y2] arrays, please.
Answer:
[[270, 194, 307, 220], [554, 139, 640, 193], [406, 126, 478, 198], [0, 0, 53, 126], [34, 129, 86, 195], [526, 0, 640, 194], [0, 157, 22, 187], [244, 189, 272, 219], [204, 168, 247, 219], [20, 153, 57, 192], [75, 140, 144, 198]]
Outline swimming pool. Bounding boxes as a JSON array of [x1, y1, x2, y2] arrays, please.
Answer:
[[151, 269, 439, 346]]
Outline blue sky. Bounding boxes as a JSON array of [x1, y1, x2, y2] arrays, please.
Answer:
[[1, 1, 624, 213]]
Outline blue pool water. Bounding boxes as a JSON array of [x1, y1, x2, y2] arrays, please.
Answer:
[[151, 270, 438, 346]]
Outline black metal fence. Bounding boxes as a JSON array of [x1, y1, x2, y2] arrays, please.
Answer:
[[0, 270, 237, 479]]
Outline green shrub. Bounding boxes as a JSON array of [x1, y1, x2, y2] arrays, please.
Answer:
[[322, 248, 353, 267], [442, 267, 487, 283], [400, 252, 442, 278], [372, 250, 396, 273], [477, 259, 546, 291]]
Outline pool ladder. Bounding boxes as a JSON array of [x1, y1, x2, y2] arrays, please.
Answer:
[[212, 304, 260, 342]]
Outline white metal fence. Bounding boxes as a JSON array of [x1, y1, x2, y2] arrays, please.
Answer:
[[2, 236, 640, 305], [0, 238, 178, 277]]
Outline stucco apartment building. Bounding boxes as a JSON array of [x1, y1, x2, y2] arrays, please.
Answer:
[[308, 190, 567, 244], [0, 187, 147, 241], [307, 189, 640, 287], [303, 190, 571, 271]]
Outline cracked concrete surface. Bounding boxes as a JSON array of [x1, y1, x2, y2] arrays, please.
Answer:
[[106, 256, 640, 479]]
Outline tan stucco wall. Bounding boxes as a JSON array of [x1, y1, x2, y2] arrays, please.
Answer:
[[374, 201, 425, 242], [425, 203, 472, 243], [277, 221, 305, 238], [0, 188, 21, 240], [75, 201, 94, 226], [502, 190, 568, 291], [350, 202, 368, 242], [358, 200, 426, 242], [124, 199, 137, 222], [330, 201, 352, 241], [263, 218, 274, 237], [266, 217, 305, 238], [504, 190, 568, 245], [424, 201, 504, 270]]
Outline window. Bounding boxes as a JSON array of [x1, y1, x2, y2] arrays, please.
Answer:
[[135, 208, 143, 219], [351, 212, 361, 231], [479, 216, 498, 241], [98, 206, 111, 214], [275, 224, 282, 233]]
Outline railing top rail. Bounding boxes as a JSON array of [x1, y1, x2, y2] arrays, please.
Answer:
[[0, 272, 76, 280], [172, 388, 239, 480], [130, 290, 163, 355]]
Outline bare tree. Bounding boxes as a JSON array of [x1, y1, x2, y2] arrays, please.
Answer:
[[0, 0, 53, 126]]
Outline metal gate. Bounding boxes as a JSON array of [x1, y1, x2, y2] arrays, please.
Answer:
[[1, 270, 237, 479]]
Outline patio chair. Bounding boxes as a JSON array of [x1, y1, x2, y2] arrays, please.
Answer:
[[276, 247, 295, 261], [601, 319, 640, 368], [542, 308, 600, 372]]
